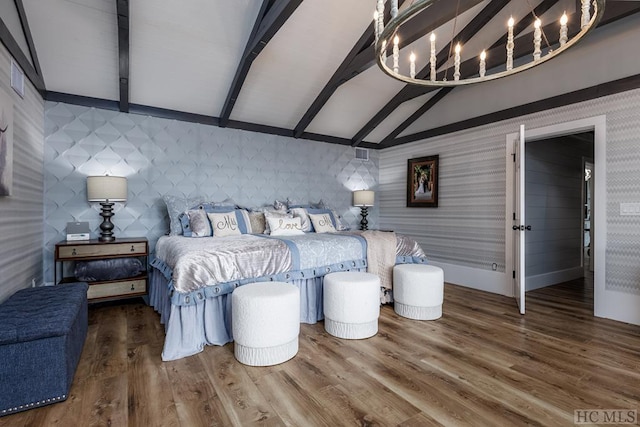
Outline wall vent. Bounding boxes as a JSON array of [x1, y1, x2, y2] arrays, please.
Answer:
[[11, 60, 24, 98], [355, 147, 369, 161]]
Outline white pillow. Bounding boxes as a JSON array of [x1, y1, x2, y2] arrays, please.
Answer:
[[289, 207, 312, 232], [263, 210, 292, 234], [309, 213, 337, 233], [207, 212, 242, 237], [267, 216, 305, 236]]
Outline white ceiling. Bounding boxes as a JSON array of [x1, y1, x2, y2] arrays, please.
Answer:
[[5, 0, 640, 147]]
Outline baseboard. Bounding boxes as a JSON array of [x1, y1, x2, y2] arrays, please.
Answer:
[[428, 261, 512, 297], [596, 289, 640, 326], [525, 267, 584, 291]]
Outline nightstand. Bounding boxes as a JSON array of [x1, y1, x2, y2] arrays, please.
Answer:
[[54, 237, 148, 302]]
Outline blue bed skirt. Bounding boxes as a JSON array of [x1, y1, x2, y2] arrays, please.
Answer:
[[149, 266, 365, 361]]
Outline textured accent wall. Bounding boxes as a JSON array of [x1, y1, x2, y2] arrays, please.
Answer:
[[0, 47, 45, 302], [43, 103, 378, 282], [380, 87, 640, 295], [525, 135, 593, 283]]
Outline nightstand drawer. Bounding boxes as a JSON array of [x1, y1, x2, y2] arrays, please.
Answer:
[[58, 242, 147, 259], [87, 278, 147, 300]]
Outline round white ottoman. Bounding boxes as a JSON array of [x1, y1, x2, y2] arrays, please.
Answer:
[[232, 282, 300, 366], [393, 264, 444, 320], [323, 272, 380, 339]]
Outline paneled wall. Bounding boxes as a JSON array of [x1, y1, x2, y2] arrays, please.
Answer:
[[525, 135, 593, 289], [43, 103, 379, 282], [0, 47, 44, 302], [380, 87, 640, 298], [380, 131, 506, 272]]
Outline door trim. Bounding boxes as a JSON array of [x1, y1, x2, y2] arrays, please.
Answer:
[[505, 115, 606, 317]]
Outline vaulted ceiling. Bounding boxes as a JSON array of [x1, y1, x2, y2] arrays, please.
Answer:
[[2, 0, 640, 149]]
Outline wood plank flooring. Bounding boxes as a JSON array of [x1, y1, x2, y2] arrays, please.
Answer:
[[2, 278, 639, 426]]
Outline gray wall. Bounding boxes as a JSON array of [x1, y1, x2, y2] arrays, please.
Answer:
[[380, 86, 640, 297], [0, 46, 44, 302], [43, 103, 379, 283], [379, 132, 506, 272], [525, 135, 593, 289]]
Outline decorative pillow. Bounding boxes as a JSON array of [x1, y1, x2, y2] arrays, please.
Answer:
[[309, 213, 337, 233], [186, 209, 212, 237], [163, 195, 204, 235], [248, 211, 266, 234], [207, 212, 242, 237], [212, 197, 237, 207], [268, 216, 305, 236], [263, 210, 292, 234], [289, 207, 313, 232], [273, 199, 289, 212], [330, 210, 348, 231], [306, 208, 337, 231], [179, 205, 237, 236], [237, 209, 252, 234], [309, 200, 348, 230]]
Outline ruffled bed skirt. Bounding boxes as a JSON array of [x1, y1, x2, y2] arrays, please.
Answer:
[[149, 267, 365, 361]]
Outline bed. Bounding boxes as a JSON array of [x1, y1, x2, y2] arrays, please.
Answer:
[[149, 230, 427, 361]]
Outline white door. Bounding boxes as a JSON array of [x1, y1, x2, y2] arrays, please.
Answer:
[[513, 125, 526, 314]]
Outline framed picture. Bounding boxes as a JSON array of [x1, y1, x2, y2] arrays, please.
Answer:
[[407, 155, 438, 207], [0, 87, 13, 197]]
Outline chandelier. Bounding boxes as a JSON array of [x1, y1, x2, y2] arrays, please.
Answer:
[[374, 0, 606, 86]]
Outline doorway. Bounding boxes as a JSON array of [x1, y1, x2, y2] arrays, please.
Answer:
[[505, 116, 606, 316], [524, 131, 594, 293]]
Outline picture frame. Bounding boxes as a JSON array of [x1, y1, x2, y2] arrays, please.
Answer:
[[407, 155, 438, 207], [0, 86, 14, 197]]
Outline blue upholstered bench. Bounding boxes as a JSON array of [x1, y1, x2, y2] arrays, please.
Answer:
[[0, 282, 88, 416]]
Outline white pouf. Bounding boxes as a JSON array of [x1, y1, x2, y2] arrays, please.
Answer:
[[393, 264, 444, 320], [232, 282, 300, 366], [323, 272, 380, 339]]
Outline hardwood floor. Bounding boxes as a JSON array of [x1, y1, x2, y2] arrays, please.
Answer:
[[2, 278, 639, 426]]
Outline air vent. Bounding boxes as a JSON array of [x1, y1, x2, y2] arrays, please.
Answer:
[[10, 60, 24, 98], [355, 147, 369, 161]]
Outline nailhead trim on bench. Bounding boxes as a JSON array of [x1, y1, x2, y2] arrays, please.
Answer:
[[1, 395, 67, 415]]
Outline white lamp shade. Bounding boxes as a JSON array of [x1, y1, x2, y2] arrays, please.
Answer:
[[353, 190, 375, 207], [87, 176, 127, 202]]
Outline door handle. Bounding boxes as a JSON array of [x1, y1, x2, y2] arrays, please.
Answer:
[[512, 225, 532, 231]]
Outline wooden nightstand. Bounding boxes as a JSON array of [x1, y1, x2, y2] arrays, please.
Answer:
[[54, 237, 148, 302]]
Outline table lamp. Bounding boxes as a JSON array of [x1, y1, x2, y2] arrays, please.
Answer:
[[353, 190, 375, 231], [87, 175, 127, 242]]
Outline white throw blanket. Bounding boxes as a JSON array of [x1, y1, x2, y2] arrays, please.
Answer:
[[362, 230, 397, 303]]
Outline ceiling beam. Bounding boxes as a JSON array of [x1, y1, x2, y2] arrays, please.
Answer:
[[292, 0, 408, 138], [219, 0, 302, 127], [340, 0, 485, 85], [380, 87, 454, 144], [351, 0, 560, 146], [14, 0, 42, 81], [293, 0, 482, 138], [382, 72, 640, 148], [0, 16, 44, 93], [117, 0, 129, 113]]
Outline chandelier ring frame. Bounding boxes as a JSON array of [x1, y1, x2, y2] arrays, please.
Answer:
[[375, 0, 606, 87]]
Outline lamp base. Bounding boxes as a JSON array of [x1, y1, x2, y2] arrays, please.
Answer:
[[98, 201, 116, 242], [359, 206, 369, 231]]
